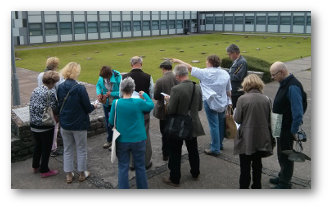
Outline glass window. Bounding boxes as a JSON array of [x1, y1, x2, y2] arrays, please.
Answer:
[[74, 22, 85, 34], [268, 16, 278, 25], [234, 16, 243, 24], [152, 21, 159, 30], [87, 22, 98, 33], [112, 21, 121, 32], [45, 23, 57, 35], [256, 16, 266, 25], [29, 23, 42, 36], [224, 16, 233, 24], [60, 22, 72, 35], [280, 16, 291, 25], [177, 20, 183, 29], [293, 16, 305, 25], [122, 21, 131, 31], [161, 20, 167, 30], [245, 16, 254, 24], [215, 16, 223, 24], [133, 21, 141, 31], [168, 20, 175, 29], [206, 16, 214, 24], [307, 16, 311, 25], [100, 22, 110, 32], [143, 21, 150, 31]]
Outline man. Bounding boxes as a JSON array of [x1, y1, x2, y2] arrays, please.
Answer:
[[153, 60, 178, 161], [227, 44, 248, 109], [269, 61, 307, 189], [162, 64, 205, 187], [122, 56, 154, 170]]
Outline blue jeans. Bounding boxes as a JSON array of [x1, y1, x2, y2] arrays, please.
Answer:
[[116, 140, 148, 189], [103, 105, 113, 143], [203, 100, 225, 154]]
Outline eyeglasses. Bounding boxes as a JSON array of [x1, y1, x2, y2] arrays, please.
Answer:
[[271, 71, 281, 77]]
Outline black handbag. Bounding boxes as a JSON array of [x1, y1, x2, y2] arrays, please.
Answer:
[[164, 82, 195, 140]]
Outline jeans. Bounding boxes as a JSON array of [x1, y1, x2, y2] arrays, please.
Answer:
[[203, 100, 225, 153], [103, 105, 113, 143], [168, 137, 200, 184], [159, 119, 169, 158], [32, 128, 54, 173], [239, 153, 263, 189], [117, 140, 148, 189]]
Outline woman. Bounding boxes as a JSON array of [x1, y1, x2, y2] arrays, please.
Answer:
[[234, 74, 273, 189], [57, 62, 98, 184], [30, 70, 60, 178], [109, 77, 154, 189], [96, 66, 121, 150]]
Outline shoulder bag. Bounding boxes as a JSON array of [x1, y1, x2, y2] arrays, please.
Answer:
[[41, 90, 56, 126], [111, 99, 121, 163]]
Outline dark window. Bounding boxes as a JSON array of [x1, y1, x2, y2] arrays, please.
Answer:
[[168, 20, 175, 29], [234, 16, 243, 24], [152, 21, 159, 30], [112, 21, 121, 32], [256, 16, 266, 25], [122, 21, 131, 31], [307, 16, 311, 25], [215, 16, 223, 24], [87, 22, 98, 33], [161, 20, 167, 29], [143, 21, 150, 31], [100, 22, 110, 32], [268, 16, 278, 25], [74, 22, 85, 34], [224, 16, 233, 24], [45, 23, 57, 35], [293, 16, 305, 25], [280, 16, 291, 25], [245, 16, 255, 24], [29, 23, 42, 36], [60, 22, 72, 35], [22, 19, 27, 27], [15, 11, 18, 19], [133, 21, 141, 31], [206, 16, 214, 24], [177, 20, 183, 29]]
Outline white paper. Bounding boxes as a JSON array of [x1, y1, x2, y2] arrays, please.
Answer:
[[131, 91, 140, 99], [111, 128, 120, 163], [161, 92, 170, 97]]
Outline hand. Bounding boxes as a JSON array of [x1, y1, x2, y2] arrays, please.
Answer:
[[106, 91, 111, 97], [93, 103, 98, 109], [97, 94, 103, 102], [139, 91, 145, 99], [164, 95, 170, 103], [171, 58, 182, 64]]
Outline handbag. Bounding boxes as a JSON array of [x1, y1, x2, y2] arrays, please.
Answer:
[[41, 91, 56, 126], [225, 105, 237, 139], [164, 82, 195, 140], [111, 100, 121, 163]]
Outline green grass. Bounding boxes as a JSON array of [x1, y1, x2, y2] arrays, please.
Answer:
[[15, 33, 311, 85]]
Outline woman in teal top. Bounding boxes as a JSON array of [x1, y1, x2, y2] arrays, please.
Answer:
[[96, 66, 122, 149], [109, 77, 154, 189]]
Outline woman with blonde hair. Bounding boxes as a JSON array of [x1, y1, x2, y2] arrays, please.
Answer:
[[234, 74, 273, 189], [57, 62, 98, 184]]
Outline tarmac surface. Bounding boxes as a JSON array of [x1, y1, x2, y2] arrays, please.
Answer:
[[11, 56, 311, 189]]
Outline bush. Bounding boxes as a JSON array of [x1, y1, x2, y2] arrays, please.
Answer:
[[220, 55, 272, 83]]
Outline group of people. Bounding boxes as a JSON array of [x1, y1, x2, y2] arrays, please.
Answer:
[[29, 43, 307, 189]]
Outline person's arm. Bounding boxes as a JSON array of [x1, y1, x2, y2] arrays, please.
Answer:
[[110, 73, 122, 98], [79, 85, 95, 114], [96, 77, 103, 95], [226, 80, 232, 105], [230, 60, 247, 82], [166, 87, 179, 114], [37, 73, 43, 87], [172, 58, 193, 72], [234, 98, 243, 124], [109, 100, 116, 127], [288, 85, 304, 134], [50, 90, 59, 115], [149, 76, 154, 99], [139, 91, 154, 113]]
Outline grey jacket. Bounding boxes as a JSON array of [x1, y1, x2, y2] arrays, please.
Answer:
[[229, 55, 248, 95], [233, 89, 273, 155], [166, 80, 205, 137], [153, 71, 178, 120]]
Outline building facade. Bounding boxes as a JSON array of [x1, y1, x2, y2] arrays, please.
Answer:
[[12, 11, 311, 46]]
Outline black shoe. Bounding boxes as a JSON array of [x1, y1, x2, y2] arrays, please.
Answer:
[[269, 177, 280, 185], [162, 177, 180, 187], [146, 162, 152, 170], [271, 184, 292, 189], [220, 146, 224, 151]]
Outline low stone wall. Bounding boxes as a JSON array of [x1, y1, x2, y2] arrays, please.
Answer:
[[11, 104, 107, 162]]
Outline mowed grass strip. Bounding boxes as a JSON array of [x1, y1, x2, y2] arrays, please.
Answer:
[[15, 33, 311, 84]]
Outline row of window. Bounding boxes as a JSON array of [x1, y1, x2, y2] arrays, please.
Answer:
[[29, 20, 185, 36], [205, 15, 311, 25]]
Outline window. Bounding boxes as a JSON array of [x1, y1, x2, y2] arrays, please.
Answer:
[[268, 16, 278, 25], [245, 16, 254, 24], [168, 20, 175, 29], [100, 22, 110, 32], [133, 21, 141, 31], [122, 21, 131, 31], [15, 11, 18, 19], [112, 21, 121, 32], [161, 20, 167, 29], [60, 22, 72, 35], [88, 22, 98, 33], [74, 22, 85, 34], [29, 23, 42, 36], [206, 16, 214, 24], [143, 21, 150, 31], [45, 23, 57, 35], [152, 21, 159, 30], [177, 20, 183, 29], [234, 16, 243, 24], [224, 16, 233, 24], [307, 16, 311, 25], [280, 16, 291, 25], [293, 16, 305, 25], [256, 16, 266, 25], [215, 16, 223, 24]]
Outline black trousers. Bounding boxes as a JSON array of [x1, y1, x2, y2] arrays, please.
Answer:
[[239, 153, 263, 189], [32, 128, 54, 173], [168, 136, 200, 184], [277, 128, 294, 187], [159, 120, 169, 158]]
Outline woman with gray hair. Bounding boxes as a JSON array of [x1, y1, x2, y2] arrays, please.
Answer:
[[109, 77, 154, 189]]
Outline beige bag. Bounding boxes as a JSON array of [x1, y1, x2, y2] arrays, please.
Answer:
[[111, 100, 121, 163], [225, 106, 237, 139]]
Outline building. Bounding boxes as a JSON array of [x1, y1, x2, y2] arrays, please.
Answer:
[[11, 11, 311, 46]]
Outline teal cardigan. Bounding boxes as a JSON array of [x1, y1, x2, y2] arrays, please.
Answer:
[[109, 93, 154, 143], [96, 69, 122, 106]]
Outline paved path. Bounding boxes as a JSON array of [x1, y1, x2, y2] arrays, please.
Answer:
[[11, 56, 311, 189]]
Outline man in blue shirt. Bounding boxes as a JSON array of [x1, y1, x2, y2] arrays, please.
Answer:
[[269, 61, 307, 189]]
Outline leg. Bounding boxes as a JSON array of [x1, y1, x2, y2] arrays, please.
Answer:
[[39, 128, 54, 173], [73, 130, 88, 172], [131, 140, 148, 189], [32, 132, 42, 169], [159, 119, 169, 159], [144, 114, 152, 167], [239, 154, 252, 189], [168, 136, 183, 184], [185, 137, 200, 178], [277, 129, 294, 188], [103, 105, 113, 143], [251, 153, 262, 189], [116, 141, 131, 189], [51, 122, 59, 151], [218, 111, 225, 149], [203, 101, 220, 153], [61, 128, 75, 173]]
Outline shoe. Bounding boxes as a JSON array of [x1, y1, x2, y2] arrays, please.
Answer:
[[40, 170, 59, 178], [192, 176, 199, 181], [204, 149, 220, 157], [146, 162, 153, 170], [103, 142, 112, 149], [79, 171, 90, 182], [162, 177, 180, 187], [220, 146, 224, 151], [269, 177, 280, 185], [33, 168, 39, 173], [271, 184, 292, 189], [66, 172, 74, 184], [163, 155, 169, 161]]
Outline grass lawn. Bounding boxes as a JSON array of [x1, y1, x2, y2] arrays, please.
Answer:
[[15, 33, 311, 85]]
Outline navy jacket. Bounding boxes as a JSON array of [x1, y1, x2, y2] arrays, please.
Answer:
[[229, 55, 248, 96], [57, 79, 95, 130]]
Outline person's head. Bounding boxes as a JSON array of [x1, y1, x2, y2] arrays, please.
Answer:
[[206, 55, 221, 68], [120, 77, 135, 96], [159, 60, 173, 73], [269, 61, 289, 82], [45, 57, 60, 71], [42, 70, 60, 89], [226, 44, 240, 61], [99, 66, 113, 79], [241, 74, 265, 93], [173, 64, 189, 82], [61, 62, 81, 80], [130, 56, 143, 69]]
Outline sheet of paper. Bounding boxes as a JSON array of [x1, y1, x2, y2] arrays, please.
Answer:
[[131, 91, 140, 99]]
